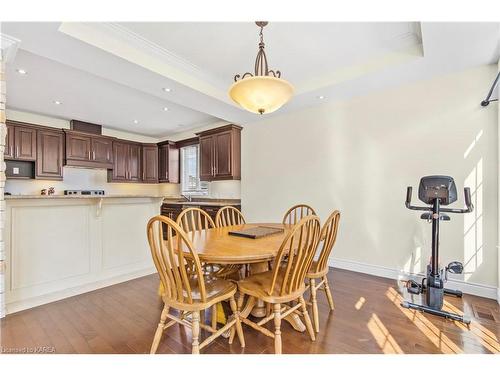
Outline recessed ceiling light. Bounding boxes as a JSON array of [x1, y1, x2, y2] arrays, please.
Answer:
[[16, 69, 28, 75], [162, 88, 172, 92], [133, 120, 139, 124], [53, 100, 62, 105], [163, 107, 169, 111], [317, 95, 325, 100]]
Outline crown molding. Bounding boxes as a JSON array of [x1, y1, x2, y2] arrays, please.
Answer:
[[0, 33, 21, 63]]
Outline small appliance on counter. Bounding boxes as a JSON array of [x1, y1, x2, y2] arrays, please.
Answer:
[[64, 190, 105, 196]]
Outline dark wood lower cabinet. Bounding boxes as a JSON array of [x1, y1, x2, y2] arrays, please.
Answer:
[[36, 129, 64, 180], [160, 204, 241, 224]]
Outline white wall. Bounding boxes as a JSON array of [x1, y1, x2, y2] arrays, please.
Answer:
[[242, 65, 499, 290]]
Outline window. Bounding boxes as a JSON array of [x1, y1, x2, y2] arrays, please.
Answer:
[[180, 144, 208, 195]]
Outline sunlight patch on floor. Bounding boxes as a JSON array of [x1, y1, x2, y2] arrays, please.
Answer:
[[443, 300, 500, 353], [367, 313, 404, 354], [386, 287, 463, 353], [355, 297, 366, 310]]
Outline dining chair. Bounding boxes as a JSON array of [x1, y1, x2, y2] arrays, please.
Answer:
[[177, 207, 215, 232], [282, 204, 317, 225], [147, 215, 245, 354], [214, 206, 247, 280], [215, 206, 246, 227], [236, 215, 321, 354], [307, 210, 340, 332]]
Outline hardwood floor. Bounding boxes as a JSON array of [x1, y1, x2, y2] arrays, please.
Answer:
[[1, 268, 499, 354]]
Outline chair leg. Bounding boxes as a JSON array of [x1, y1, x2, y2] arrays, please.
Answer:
[[228, 296, 245, 347], [211, 304, 217, 330], [310, 278, 319, 333], [150, 304, 169, 354], [273, 303, 282, 354], [323, 275, 335, 310], [191, 310, 201, 354], [300, 296, 316, 342]]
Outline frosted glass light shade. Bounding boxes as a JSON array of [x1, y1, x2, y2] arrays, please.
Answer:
[[228, 76, 294, 115]]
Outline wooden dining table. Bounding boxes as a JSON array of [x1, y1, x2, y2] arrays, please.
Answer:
[[178, 222, 307, 332]]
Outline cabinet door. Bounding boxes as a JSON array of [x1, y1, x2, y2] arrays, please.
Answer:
[[14, 126, 37, 161], [214, 131, 232, 178], [66, 133, 91, 161], [111, 142, 128, 181], [142, 145, 158, 183], [199, 136, 214, 181], [128, 143, 141, 181], [4, 123, 14, 159], [36, 130, 63, 180], [158, 144, 169, 183], [91, 137, 112, 164]]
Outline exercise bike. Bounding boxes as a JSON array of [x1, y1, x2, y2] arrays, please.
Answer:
[[402, 176, 474, 324]]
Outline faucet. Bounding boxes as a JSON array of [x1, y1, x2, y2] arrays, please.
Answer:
[[181, 194, 192, 202]]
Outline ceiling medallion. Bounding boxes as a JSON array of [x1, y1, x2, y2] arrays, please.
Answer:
[[228, 21, 294, 115]]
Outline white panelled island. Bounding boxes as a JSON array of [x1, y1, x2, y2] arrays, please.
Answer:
[[4, 195, 164, 314]]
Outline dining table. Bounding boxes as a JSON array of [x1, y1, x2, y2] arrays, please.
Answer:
[[178, 222, 307, 332]]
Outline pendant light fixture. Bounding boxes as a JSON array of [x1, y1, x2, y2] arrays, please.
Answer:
[[228, 21, 294, 115]]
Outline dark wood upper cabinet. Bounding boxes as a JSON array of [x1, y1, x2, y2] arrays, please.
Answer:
[[142, 144, 159, 183], [4, 121, 37, 161], [197, 124, 242, 181], [158, 141, 179, 184], [91, 137, 112, 164], [36, 129, 64, 180], [64, 130, 113, 169], [199, 136, 214, 181], [4, 123, 14, 159], [65, 132, 91, 161], [128, 143, 142, 182], [109, 141, 128, 181], [108, 140, 142, 183]]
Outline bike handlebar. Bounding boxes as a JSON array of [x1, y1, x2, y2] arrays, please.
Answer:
[[405, 186, 474, 213]]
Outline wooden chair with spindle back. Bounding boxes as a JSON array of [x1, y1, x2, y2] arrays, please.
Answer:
[[215, 206, 246, 227], [147, 215, 245, 354], [307, 210, 340, 333], [235, 215, 321, 354], [176, 207, 215, 232], [282, 204, 317, 225]]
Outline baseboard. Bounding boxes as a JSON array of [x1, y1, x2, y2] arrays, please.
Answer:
[[329, 257, 498, 300], [5, 267, 157, 315]]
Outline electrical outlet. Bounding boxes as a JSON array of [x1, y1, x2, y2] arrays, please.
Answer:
[[12, 167, 19, 175]]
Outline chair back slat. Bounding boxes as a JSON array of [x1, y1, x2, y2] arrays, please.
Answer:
[[147, 215, 207, 304], [312, 210, 341, 274], [177, 207, 215, 232], [282, 204, 317, 225], [270, 215, 321, 296], [215, 206, 246, 227]]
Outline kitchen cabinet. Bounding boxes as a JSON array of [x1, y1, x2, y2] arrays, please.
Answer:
[[4, 121, 37, 161], [108, 140, 142, 182], [36, 129, 64, 180], [64, 131, 113, 168], [158, 141, 179, 183], [197, 124, 242, 181], [142, 144, 159, 183]]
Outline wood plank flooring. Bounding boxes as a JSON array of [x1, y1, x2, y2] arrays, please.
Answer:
[[1, 268, 499, 354]]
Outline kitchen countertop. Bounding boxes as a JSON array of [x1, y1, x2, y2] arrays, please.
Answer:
[[5, 194, 167, 199], [162, 198, 241, 207]]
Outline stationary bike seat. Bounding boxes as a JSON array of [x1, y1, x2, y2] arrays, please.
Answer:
[[420, 213, 450, 221]]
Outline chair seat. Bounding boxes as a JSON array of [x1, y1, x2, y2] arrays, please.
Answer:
[[162, 276, 237, 308], [306, 260, 329, 278], [238, 267, 306, 303]]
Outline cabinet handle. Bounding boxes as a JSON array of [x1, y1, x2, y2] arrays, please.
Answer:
[[16, 146, 19, 157], [92, 151, 95, 160]]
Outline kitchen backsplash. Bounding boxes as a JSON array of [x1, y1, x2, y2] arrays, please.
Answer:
[[5, 167, 241, 198]]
